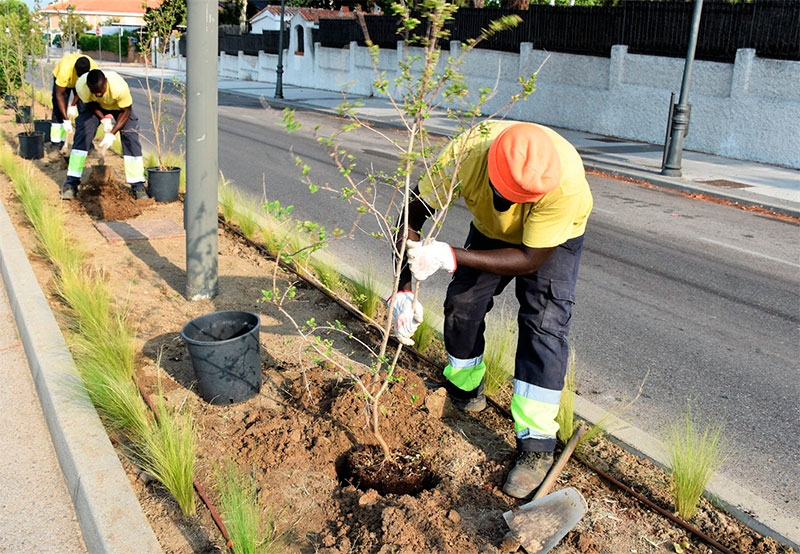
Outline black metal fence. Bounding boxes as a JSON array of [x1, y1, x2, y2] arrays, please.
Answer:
[[178, 30, 289, 57], [316, 0, 800, 62]]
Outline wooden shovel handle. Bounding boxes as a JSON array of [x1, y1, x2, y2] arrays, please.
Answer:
[[532, 423, 587, 501]]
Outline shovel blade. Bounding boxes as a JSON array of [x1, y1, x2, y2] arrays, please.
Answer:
[[503, 487, 587, 554]]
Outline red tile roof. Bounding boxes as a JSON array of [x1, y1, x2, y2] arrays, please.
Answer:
[[254, 5, 354, 24]]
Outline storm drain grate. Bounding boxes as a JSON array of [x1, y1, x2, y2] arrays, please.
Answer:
[[699, 179, 751, 189]]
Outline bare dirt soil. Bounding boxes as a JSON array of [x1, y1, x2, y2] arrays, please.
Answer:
[[1, 110, 794, 554]]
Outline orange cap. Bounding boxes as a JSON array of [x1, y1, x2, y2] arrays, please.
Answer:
[[487, 123, 562, 204]]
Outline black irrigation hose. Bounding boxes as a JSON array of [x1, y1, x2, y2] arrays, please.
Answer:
[[577, 459, 735, 554], [135, 379, 234, 552], [220, 217, 738, 554]]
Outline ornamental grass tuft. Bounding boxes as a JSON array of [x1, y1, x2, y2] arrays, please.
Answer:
[[668, 405, 726, 520]]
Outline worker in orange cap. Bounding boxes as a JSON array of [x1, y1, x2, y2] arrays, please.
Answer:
[[390, 121, 593, 499]]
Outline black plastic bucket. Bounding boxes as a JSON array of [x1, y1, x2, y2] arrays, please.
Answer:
[[33, 119, 51, 142], [17, 132, 44, 160], [180, 310, 262, 405], [15, 105, 31, 124], [147, 166, 181, 203]]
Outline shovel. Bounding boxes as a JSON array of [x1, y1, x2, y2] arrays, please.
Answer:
[[502, 424, 588, 553]]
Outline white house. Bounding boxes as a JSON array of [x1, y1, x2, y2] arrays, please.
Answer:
[[286, 7, 353, 77], [249, 5, 295, 33]]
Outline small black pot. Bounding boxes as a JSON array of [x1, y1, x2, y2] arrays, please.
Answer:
[[18, 131, 44, 160], [15, 105, 32, 124], [146, 166, 181, 203], [33, 119, 51, 143], [3, 94, 16, 109], [181, 310, 262, 405]]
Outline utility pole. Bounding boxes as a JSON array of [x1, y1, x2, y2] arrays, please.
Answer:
[[662, 0, 704, 177], [185, 0, 219, 300], [274, 0, 286, 99]]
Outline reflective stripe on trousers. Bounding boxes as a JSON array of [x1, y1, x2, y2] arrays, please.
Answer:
[[442, 224, 585, 452]]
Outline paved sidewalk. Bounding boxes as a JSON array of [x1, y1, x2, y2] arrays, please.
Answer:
[[1, 61, 797, 554], [0, 258, 87, 554]]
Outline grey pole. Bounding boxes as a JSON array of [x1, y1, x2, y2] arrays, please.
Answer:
[[274, 0, 285, 99], [662, 0, 704, 177], [185, 0, 219, 300]]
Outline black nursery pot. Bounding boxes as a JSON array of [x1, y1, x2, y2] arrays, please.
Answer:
[[15, 105, 32, 124], [33, 119, 51, 143], [180, 310, 262, 405], [17, 131, 44, 160], [146, 166, 181, 203]]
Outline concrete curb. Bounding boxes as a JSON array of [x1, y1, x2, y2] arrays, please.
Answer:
[[575, 397, 800, 550], [0, 198, 163, 554]]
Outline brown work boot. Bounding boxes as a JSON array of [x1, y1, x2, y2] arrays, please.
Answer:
[[502, 451, 554, 499]]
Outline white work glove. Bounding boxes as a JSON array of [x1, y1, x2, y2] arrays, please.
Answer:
[[62, 119, 73, 134], [389, 291, 423, 346], [101, 114, 115, 133], [99, 132, 115, 150], [406, 239, 457, 281], [66, 105, 78, 119]]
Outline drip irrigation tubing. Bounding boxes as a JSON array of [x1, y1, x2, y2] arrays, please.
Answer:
[[135, 379, 234, 552], [578, 459, 735, 554], [219, 217, 742, 554]]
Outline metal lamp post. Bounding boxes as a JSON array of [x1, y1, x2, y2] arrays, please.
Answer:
[[274, 0, 286, 99], [662, 0, 704, 177]]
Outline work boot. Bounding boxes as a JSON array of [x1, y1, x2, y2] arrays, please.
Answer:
[[60, 185, 76, 200], [502, 451, 554, 499], [450, 393, 487, 413], [447, 379, 486, 413], [47, 142, 63, 162], [132, 185, 149, 200]]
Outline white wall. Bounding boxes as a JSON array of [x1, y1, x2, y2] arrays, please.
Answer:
[[186, 40, 800, 168]]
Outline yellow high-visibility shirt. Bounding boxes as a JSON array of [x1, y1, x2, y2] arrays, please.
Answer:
[[76, 70, 133, 111], [52, 53, 98, 88], [418, 120, 593, 248]]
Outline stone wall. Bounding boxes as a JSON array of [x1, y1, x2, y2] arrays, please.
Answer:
[[187, 41, 800, 168]]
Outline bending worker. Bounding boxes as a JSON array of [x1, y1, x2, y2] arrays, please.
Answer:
[[61, 68, 147, 200], [391, 121, 593, 499], [50, 52, 97, 151]]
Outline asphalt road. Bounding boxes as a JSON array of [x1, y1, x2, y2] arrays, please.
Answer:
[[128, 83, 800, 524]]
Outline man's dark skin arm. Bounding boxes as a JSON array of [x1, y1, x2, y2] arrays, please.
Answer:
[[54, 84, 70, 120], [108, 105, 131, 135], [397, 187, 557, 290]]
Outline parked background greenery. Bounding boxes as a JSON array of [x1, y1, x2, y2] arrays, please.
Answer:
[[77, 32, 132, 57]]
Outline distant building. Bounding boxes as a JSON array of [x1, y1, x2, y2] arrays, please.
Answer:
[[249, 5, 296, 33], [41, 0, 161, 36]]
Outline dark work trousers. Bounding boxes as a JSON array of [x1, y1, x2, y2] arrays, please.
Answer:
[[443, 223, 585, 453], [49, 78, 81, 145], [64, 102, 145, 191]]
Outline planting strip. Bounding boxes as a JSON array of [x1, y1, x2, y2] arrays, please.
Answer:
[[217, 215, 778, 554]]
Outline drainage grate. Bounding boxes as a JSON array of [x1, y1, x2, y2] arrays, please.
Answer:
[[699, 179, 751, 189]]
